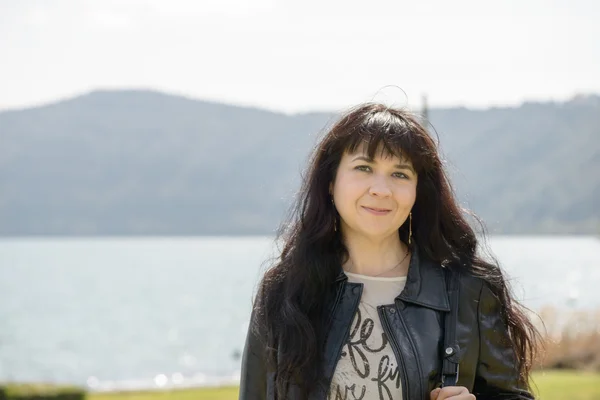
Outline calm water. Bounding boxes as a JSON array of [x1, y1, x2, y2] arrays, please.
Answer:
[[0, 236, 599, 391]]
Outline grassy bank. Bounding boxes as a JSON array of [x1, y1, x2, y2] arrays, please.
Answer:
[[86, 370, 600, 400]]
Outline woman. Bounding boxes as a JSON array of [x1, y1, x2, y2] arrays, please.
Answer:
[[239, 103, 540, 400]]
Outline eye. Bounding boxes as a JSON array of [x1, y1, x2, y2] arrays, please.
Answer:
[[393, 172, 409, 179], [355, 165, 371, 172]]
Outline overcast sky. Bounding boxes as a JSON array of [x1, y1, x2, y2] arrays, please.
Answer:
[[1, 0, 598, 114]]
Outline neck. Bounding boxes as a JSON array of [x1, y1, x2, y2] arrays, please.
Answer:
[[342, 231, 410, 277]]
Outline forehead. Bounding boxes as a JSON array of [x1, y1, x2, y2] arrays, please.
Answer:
[[343, 143, 413, 165]]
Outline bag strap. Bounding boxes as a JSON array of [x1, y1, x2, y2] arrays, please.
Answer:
[[441, 266, 461, 388]]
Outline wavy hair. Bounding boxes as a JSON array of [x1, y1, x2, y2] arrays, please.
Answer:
[[253, 103, 540, 398]]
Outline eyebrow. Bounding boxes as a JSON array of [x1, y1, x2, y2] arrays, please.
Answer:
[[351, 156, 416, 174]]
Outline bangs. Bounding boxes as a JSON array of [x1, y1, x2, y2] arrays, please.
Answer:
[[341, 109, 431, 173]]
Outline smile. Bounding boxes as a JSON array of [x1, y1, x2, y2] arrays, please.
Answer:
[[362, 206, 391, 215]]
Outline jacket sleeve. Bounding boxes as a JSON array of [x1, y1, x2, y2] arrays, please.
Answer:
[[239, 302, 270, 400], [472, 282, 535, 400]]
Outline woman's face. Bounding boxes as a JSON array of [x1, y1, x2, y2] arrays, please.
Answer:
[[331, 145, 418, 242]]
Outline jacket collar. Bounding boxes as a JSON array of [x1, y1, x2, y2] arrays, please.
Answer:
[[334, 241, 451, 312]]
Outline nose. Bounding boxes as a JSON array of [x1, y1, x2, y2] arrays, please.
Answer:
[[368, 175, 392, 197]]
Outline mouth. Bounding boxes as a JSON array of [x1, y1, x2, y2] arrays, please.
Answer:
[[362, 206, 392, 215]]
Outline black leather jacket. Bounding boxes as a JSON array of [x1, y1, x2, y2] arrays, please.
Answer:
[[239, 246, 534, 399]]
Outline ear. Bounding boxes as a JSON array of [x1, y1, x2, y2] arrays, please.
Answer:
[[329, 182, 333, 195]]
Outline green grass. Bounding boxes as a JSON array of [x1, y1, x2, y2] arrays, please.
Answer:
[[531, 370, 600, 400], [89, 386, 239, 400], [86, 370, 600, 400]]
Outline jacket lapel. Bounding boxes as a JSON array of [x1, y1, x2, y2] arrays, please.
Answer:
[[312, 279, 362, 399], [398, 245, 451, 312]]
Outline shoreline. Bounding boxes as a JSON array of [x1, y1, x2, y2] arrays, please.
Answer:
[[87, 374, 241, 393]]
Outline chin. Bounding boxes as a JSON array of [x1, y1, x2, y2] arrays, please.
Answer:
[[358, 227, 397, 239]]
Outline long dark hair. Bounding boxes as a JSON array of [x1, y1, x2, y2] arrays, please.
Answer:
[[253, 103, 540, 398]]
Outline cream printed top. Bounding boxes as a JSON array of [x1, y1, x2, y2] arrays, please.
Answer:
[[328, 272, 407, 400]]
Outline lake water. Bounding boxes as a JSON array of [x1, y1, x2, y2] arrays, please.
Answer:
[[0, 236, 599, 391]]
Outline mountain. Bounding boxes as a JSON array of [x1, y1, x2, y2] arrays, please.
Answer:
[[0, 90, 598, 235]]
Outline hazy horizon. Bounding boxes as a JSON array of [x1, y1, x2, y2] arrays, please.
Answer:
[[2, 88, 599, 117]]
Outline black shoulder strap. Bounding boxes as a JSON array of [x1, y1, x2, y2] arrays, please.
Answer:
[[441, 266, 461, 388]]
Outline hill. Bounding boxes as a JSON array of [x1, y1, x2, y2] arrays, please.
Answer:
[[0, 90, 597, 235]]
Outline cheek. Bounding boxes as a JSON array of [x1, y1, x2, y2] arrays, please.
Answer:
[[395, 184, 417, 205], [333, 173, 363, 198], [333, 179, 363, 219]]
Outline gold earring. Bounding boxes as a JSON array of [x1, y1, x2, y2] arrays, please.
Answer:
[[408, 212, 412, 245]]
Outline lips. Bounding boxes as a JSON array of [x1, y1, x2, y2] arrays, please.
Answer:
[[362, 206, 392, 214]]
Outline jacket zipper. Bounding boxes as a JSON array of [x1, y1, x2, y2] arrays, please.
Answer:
[[397, 306, 425, 399], [378, 305, 410, 400]]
